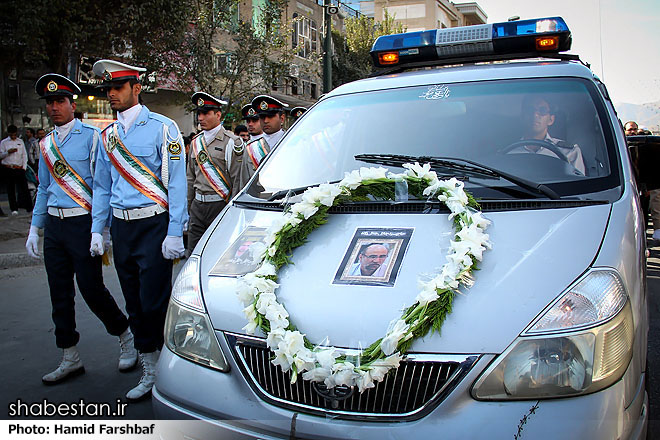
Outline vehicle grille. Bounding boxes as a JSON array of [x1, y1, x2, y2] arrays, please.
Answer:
[[227, 333, 478, 420]]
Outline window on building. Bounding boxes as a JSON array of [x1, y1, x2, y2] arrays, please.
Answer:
[[291, 78, 299, 95], [292, 14, 318, 59], [215, 53, 236, 74], [311, 83, 317, 99]]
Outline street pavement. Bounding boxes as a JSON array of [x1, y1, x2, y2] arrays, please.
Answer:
[[0, 198, 186, 420], [1, 196, 660, 437]]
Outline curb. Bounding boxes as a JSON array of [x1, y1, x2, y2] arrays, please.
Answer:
[[0, 252, 43, 270]]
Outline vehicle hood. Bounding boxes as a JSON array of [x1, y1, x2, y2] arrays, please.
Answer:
[[200, 203, 611, 354]]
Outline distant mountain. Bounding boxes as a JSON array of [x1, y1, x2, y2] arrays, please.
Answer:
[[614, 101, 660, 133]]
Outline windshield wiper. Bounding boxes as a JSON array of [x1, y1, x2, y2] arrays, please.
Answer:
[[354, 154, 560, 200]]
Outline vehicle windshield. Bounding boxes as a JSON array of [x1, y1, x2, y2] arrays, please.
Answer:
[[244, 77, 620, 200]]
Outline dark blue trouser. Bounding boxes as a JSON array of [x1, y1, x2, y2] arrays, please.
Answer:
[[111, 212, 172, 353], [44, 214, 128, 349]]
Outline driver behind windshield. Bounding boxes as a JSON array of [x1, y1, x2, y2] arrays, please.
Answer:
[[508, 96, 586, 175]]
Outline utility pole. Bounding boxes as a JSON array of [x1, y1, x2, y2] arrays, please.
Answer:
[[323, 0, 334, 93]]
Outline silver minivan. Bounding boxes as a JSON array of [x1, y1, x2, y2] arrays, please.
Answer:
[[153, 17, 648, 439]]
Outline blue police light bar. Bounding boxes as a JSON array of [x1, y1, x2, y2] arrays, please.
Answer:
[[371, 17, 572, 68]]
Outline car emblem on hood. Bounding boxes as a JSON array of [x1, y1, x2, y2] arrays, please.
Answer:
[[311, 382, 354, 408]]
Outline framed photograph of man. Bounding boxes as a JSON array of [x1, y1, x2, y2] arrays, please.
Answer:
[[209, 226, 268, 277], [333, 227, 414, 287]]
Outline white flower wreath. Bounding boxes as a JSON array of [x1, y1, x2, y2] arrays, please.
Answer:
[[237, 162, 491, 393]]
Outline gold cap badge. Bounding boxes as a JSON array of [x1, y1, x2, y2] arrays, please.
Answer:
[[103, 70, 112, 81], [197, 97, 205, 107], [259, 101, 268, 111], [247, 108, 256, 116], [47, 81, 58, 92]]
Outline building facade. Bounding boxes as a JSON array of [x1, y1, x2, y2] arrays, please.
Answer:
[[360, 0, 486, 32]]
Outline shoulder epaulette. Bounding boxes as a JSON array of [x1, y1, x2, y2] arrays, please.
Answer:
[[149, 112, 174, 126], [81, 122, 101, 133]]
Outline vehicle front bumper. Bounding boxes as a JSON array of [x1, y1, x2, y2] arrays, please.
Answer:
[[152, 345, 647, 440]]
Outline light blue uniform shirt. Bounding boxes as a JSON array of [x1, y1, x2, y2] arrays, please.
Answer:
[[91, 106, 188, 236], [31, 119, 101, 229]]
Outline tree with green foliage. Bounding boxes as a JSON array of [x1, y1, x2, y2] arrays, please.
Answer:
[[176, 0, 297, 124], [332, 11, 405, 88], [0, 0, 192, 77], [2, 0, 298, 126]]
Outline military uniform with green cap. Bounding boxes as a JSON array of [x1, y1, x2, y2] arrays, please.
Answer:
[[187, 92, 249, 254], [28, 73, 136, 386]]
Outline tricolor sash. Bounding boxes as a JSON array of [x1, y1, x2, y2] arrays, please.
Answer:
[[191, 134, 231, 202], [40, 133, 93, 211], [246, 137, 269, 169], [103, 124, 168, 209]]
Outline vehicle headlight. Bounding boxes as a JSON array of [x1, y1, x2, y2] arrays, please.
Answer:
[[472, 269, 634, 400], [165, 256, 229, 372]]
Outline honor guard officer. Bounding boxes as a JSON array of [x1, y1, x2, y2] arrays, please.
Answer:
[[187, 92, 249, 254], [290, 106, 307, 122], [244, 95, 288, 173], [241, 103, 264, 142], [89, 60, 188, 401], [26, 74, 136, 385]]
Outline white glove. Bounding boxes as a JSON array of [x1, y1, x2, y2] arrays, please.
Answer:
[[102, 227, 111, 253], [162, 235, 185, 260], [25, 225, 41, 258], [90, 232, 104, 257]]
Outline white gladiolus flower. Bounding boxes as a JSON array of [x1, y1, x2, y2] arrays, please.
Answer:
[[359, 166, 388, 180], [367, 365, 389, 382], [315, 348, 339, 369], [403, 162, 438, 183], [339, 170, 362, 190], [415, 285, 440, 306], [302, 367, 332, 382], [236, 282, 257, 305], [286, 214, 303, 227], [468, 210, 491, 229], [267, 246, 277, 257], [266, 216, 288, 236], [265, 303, 289, 330], [372, 353, 403, 369], [272, 348, 293, 371], [243, 304, 257, 320], [291, 201, 319, 219], [266, 327, 287, 349], [248, 276, 279, 293], [293, 347, 317, 373], [248, 242, 267, 264], [332, 362, 358, 387], [445, 200, 468, 216], [302, 183, 341, 207], [255, 262, 277, 277], [256, 292, 277, 314], [357, 369, 376, 393], [242, 320, 259, 334], [381, 319, 410, 356], [263, 232, 277, 248], [278, 330, 306, 358], [455, 223, 491, 261]]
